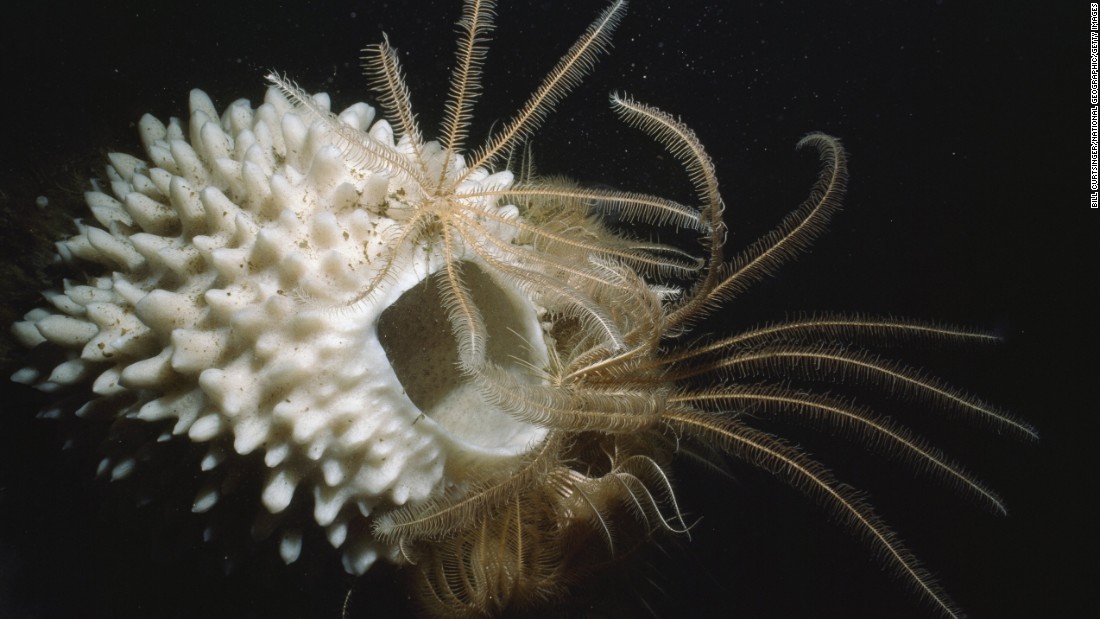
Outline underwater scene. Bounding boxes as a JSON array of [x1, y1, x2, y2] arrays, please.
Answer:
[[0, 1, 1084, 618]]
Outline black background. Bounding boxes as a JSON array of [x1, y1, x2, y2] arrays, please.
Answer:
[[0, 1, 1089, 618]]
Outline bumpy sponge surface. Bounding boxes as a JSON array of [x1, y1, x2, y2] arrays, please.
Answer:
[[12, 87, 540, 574]]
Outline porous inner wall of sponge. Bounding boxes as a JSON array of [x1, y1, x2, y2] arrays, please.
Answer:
[[378, 261, 547, 452]]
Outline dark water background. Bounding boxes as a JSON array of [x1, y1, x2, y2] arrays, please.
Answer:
[[0, 1, 1087, 618]]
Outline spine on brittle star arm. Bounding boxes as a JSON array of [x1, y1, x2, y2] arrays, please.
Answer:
[[668, 343, 1038, 441], [474, 362, 662, 432], [669, 385, 1009, 514], [362, 34, 427, 166], [435, 0, 497, 183], [460, 0, 627, 178], [655, 315, 1003, 367], [662, 409, 966, 619], [372, 436, 560, 544], [439, 234, 488, 367], [267, 72, 427, 185], [669, 132, 848, 329], [468, 235, 627, 352], [610, 92, 725, 268]]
